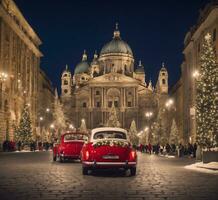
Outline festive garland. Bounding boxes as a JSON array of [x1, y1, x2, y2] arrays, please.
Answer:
[[92, 140, 129, 148]]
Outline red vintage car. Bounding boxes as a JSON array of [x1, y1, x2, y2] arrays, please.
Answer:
[[81, 127, 137, 176], [53, 132, 88, 162]]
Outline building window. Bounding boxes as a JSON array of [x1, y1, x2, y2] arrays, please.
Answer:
[[162, 73, 165, 76], [96, 101, 101, 107], [128, 101, 132, 107], [82, 102, 87, 108], [64, 89, 68, 94], [213, 29, 216, 42], [63, 74, 68, 77], [64, 80, 68, 85], [108, 101, 112, 108], [96, 91, 100, 95], [114, 101, 119, 107], [128, 91, 132, 95], [162, 79, 166, 85]]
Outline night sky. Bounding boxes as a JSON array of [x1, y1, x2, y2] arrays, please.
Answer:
[[15, 0, 211, 91]]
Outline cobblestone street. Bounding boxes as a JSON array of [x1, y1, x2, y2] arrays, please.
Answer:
[[0, 152, 217, 200]]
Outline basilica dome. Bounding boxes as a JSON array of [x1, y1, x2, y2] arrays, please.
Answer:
[[100, 24, 133, 56], [74, 51, 90, 74]]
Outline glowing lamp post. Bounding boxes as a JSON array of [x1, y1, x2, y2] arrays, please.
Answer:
[[145, 111, 153, 143]]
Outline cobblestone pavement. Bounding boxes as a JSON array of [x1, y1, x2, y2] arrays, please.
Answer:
[[0, 151, 217, 200]]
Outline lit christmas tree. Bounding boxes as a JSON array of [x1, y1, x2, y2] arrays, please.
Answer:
[[53, 88, 66, 136], [128, 120, 139, 146], [151, 122, 161, 144], [79, 119, 87, 133], [106, 102, 121, 127], [196, 33, 218, 149], [16, 105, 32, 144], [140, 129, 149, 145], [169, 118, 179, 145]]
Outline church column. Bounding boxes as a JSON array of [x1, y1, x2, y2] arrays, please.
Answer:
[[120, 88, 123, 107], [123, 88, 126, 107], [101, 88, 104, 107], [92, 88, 94, 107], [136, 87, 138, 107], [134, 87, 136, 107], [89, 88, 92, 108], [104, 88, 107, 108]]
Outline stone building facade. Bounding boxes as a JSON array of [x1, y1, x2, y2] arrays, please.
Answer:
[[173, 1, 218, 143], [37, 69, 55, 140], [61, 25, 169, 132], [0, 0, 53, 147]]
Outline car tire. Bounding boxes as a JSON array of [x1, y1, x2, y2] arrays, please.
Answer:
[[82, 167, 89, 175], [60, 156, 64, 163], [53, 155, 56, 161], [130, 167, 136, 176]]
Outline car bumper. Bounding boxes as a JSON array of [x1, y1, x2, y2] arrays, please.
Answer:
[[60, 154, 80, 159], [82, 161, 136, 168]]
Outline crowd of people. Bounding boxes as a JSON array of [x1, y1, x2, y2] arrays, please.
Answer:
[[138, 143, 198, 158], [2, 140, 53, 152]]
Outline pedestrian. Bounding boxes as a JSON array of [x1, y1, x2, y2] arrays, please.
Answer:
[[148, 143, 152, 154], [166, 143, 171, 154], [193, 143, 197, 158], [18, 141, 22, 151]]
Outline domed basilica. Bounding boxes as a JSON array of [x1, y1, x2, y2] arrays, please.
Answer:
[[61, 24, 169, 130]]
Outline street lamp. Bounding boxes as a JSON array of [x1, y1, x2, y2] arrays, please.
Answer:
[[192, 70, 200, 79], [145, 111, 153, 143], [50, 124, 55, 129], [39, 117, 44, 121], [0, 72, 8, 82], [165, 98, 174, 108], [145, 112, 153, 118], [69, 124, 74, 130], [46, 108, 50, 113]]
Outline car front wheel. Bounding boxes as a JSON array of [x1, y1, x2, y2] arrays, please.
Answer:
[[130, 167, 136, 176], [60, 156, 64, 163], [82, 167, 89, 175], [53, 155, 56, 161]]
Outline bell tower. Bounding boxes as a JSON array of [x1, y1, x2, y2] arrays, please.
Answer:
[[61, 65, 72, 97], [156, 63, 168, 94]]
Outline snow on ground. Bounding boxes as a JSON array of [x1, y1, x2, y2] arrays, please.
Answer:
[[159, 154, 176, 158], [185, 162, 218, 174]]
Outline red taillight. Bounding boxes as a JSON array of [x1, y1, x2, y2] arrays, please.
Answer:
[[85, 151, 89, 160], [129, 150, 136, 161]]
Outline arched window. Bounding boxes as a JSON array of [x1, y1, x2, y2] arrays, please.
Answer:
[[162, 79, 166, 85], [63, 74, 68, 77], [4, 100, 8, 112], [96, 101, 101, 108], [128, 101, 132, 107], [82, 102, 87, 108], [64, 89, 68, 94], [96, 91, 100, 95], [162, 72, 165, 76], [108, 101, 112, 108], [64, 80, 68, 85], [114, 101, 119, 107]]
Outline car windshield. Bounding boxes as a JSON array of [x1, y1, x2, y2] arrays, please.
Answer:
[[64, 134, 88, 142], [93, 131, 127, 140]]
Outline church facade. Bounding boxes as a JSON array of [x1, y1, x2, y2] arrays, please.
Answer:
[[61, 25, 169, 131]]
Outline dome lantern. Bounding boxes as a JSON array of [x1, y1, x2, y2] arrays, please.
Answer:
[[113, 22, 121, 38], [82, 50, 87, 61]]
